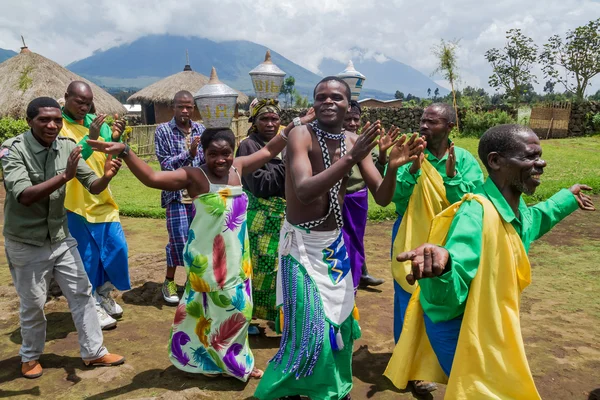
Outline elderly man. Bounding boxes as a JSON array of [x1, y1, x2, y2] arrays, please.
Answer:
[[1, 97, 125, 379], [154, 90, 205, 304], [385, 124, 595, 398], [375, 103, 484, 394], [255, 77, 423, 400], [61, 81, 129, 330]]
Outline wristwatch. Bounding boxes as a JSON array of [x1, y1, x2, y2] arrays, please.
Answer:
[[117, 144, 130, 159], [293, 117, 302, 127]]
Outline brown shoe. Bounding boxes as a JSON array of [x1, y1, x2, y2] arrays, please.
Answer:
[[22, 360, 43, 379], [84, 353, 125, 367]]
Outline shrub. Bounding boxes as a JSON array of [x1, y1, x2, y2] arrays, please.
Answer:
[[460, 109, 517, 138], [592, 113, 600, 132], [0, 117, 29, 143]]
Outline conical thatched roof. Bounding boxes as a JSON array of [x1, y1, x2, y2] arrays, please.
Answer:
[[0, 47, 126, 119], [127, 66, 249, 105]]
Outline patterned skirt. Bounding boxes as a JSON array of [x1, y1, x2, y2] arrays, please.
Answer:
[[245, 191, 286, 321]]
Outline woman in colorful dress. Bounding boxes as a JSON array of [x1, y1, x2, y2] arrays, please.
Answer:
[[88, 127, 289, 381], [236, 99, 315, 329]]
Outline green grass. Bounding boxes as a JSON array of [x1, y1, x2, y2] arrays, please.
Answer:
[[112, 136, 600, 220]]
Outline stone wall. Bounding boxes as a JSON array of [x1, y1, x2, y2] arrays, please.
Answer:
[[279, 105, 517, 133], [569, 101, 600, 136]]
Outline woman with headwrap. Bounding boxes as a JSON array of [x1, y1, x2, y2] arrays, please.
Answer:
[[236, 99, 315, 332]]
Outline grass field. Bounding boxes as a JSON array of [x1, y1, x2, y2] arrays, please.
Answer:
[[111, 136, 600, 220]]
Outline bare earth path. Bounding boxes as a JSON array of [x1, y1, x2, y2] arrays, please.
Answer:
[[0, 189, 599, 399]]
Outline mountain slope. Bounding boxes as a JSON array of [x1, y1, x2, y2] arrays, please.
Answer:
[[67, 35, 446, 100], [0, 48, 17, 63]]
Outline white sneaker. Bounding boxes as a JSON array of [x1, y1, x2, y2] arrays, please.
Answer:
[[162, 279, 179, 304], [95, 304, 117, 330], [96, 293, 123, 319]]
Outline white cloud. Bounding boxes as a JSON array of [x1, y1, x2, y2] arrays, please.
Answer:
[[1, 0, 599, 93]]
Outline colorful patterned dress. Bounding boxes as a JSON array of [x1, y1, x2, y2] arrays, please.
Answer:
[[168, 182, 255, 381]]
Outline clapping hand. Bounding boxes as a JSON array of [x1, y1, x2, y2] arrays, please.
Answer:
[[89, 114, 107, 140], [446, 143, 456, 178], [111, 114, 126, 141], [103, 155, 122, 179], [190, 136, 201, 158], [64, 146, 83, 181], [349, 121, 381, 163], [300, 107, 317, 125], [378, 126, 401, 154], [388, 133, 425, 170]]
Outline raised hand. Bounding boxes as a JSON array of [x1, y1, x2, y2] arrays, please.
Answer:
[[64, 146, 82, 181], [89, 114, 107, 140], [190, 136, 201, 158], [300, 107, 316, 125], [408, 133, 425, 174], [111, 114, 126, 141], [378, 126, 401, 154], [388, 133, 425, 170], [569, 184, 595, 211], [446, 143, 456, 178], [397, 243, 450, 285], [103, 155, 122, 179], [349, 121, 381, 164], [87, 139, 126, 156]]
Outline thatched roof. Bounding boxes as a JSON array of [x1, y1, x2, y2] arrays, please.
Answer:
[[127, 66, 249, 105], [0, 47, 126, 119]]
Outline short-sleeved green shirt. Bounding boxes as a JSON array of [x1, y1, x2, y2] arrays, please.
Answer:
[[1, 130, 99, 246]]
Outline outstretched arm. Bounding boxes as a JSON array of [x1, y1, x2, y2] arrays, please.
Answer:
[[233, 133, 288, 177], [288, 121, 381, 205], [87, 140, 190, 191]]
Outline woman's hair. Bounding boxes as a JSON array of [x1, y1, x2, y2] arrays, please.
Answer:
[[349, 100, 361, 115], [201, 128, 236, 151]]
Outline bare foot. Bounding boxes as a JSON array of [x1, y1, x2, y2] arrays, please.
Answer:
[[250, 367, 264, 379]]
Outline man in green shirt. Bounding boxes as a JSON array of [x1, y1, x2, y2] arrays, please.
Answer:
[[397, 124, 594, 379], [1, 97, 126, 379]]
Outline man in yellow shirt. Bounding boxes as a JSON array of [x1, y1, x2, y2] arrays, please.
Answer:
[[60, 81, 129, 330]]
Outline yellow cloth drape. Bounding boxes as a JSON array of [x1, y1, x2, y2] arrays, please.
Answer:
[[391, 159, 450, 293], [61, 120, 120, 223], [384, 194, 541, 400]]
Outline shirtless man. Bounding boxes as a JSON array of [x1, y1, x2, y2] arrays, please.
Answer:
[[255, 77, 423, 400]]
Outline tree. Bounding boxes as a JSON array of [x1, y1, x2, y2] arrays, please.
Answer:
[[588, 89, 600, 101], [280, 76, 296, 108], [485, 29, 538, 108], [543, 80, 555, 94], [460, 86, 491, 107], [427, 88, 432, 98], [540, 18, 600, 101], [294, 92, 310, 108], [432, 39, 461, 130], [434, 88, 440, 98], [395, 90, 405, 100]]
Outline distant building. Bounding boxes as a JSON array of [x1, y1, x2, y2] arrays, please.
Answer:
[[127, 64, 248, 125], [358, 98, 403, 108]]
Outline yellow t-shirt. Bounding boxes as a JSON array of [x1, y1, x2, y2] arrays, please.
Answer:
[[60, 119, 120, 223]]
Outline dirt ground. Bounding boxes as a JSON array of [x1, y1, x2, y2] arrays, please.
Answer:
[[0, 190, 599, 400]]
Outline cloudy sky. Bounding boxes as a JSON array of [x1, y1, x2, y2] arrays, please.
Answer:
[[1, 0, 599, 93]]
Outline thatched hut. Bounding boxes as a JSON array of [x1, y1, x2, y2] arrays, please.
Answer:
[[0, 46, 126, 119], [127, 64, 249, 125]]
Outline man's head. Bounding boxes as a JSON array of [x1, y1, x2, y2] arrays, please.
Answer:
[[313, 77, 351, 129], [200, 128, 236, 178], [64, 81, 94, 120], [249, 98, 281, 142], [419, 103, 456, 146], [26, 97, 63, 147], [173, 90, 195, 125], [343, 100, 361, 134], [478, 124, 546, 196]]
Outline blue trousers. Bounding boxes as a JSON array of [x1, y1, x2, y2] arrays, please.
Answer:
[[67, 212, 130, 292]]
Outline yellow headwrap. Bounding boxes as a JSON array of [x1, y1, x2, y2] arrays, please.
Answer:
[[249, 98, 281, 122]]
